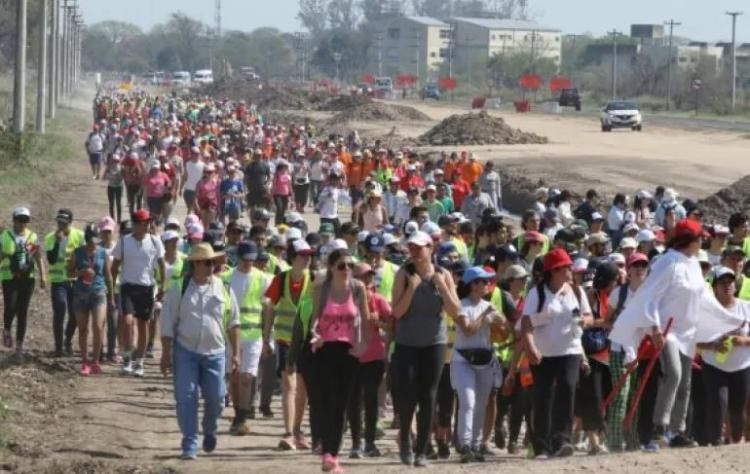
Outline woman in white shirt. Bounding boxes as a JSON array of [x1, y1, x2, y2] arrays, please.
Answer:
[[451, 267, 505, 463], [699, 266, 750, 446], [521, 248, 593, 459]]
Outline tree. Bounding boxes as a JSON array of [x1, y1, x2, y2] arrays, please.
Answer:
[[411, 0, 451, 18], [359, 0, 404, 21], [327, 0, 360, 32], [298, 0, 329, 38]]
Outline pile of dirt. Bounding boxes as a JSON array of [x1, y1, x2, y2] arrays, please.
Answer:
[[327, 102, 431, 124], [362, 126, 419, 148], [417, 110, 548, 146], [698, 174, 750, 222], [317, 94, 373, 111], [193, 78, 316, 110]]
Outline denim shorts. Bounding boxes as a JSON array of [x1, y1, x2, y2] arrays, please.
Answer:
[[73, 289, 106, 312]]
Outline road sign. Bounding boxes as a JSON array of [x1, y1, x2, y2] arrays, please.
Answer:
[[439, 76, 457, 91]]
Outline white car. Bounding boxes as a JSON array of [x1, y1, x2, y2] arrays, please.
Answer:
[[172, 71, 191, 87], [600, 100, 643, 132], [193, 69, 214, 84]]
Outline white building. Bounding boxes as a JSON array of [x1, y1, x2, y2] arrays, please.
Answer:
[[642, 43, 725, 73], [376, 16, 451, 81]]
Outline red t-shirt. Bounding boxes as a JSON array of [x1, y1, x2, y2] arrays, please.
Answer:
[[265, 271, 305, 305], [360, 290, 392, 363]]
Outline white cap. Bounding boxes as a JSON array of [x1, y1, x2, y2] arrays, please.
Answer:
[[434, 169, 444, 175], [573, 258, 589, 273], [357, 230, 370, 243], [404, 221, 419, 236], [637, 229, 656, 243], [421, 221, 442, 237], [285, 211, 303, 224], [12, 207, 30, 218], [698, 249, 711, 264], [713, 265, 735, 279], [623, 222, 639, 234], [166, 216, 181, 228], [286, 227, 303, 242], [591, 212, 604, 221], [407, 231, 433, 247], [332, 239, 349, 251], [620, 237, 637, 249], [292, 239, 315, 255], [451, 212, 469, 223], [383, 233, 398, 246], [407, 164, 417, 171], [161, 230, 180, 242], [609, 253, 626, 266], [426, 184, 437, 192]]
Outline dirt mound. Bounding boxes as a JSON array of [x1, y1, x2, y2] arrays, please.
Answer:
[[363, 126, 419, 148], [193, 78, 316, 110], [317, 94, 373, 111], [418, 110, 548, 146], [327, 102, 431, 124], [698, 175, 750, 222]]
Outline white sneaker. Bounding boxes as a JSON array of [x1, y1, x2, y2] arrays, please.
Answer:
[[121, 360, 133, 375], [133, 361, 145, 378]]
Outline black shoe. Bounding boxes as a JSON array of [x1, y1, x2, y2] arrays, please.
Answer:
[[145, 343, 155, 359], [363, 442, 381, 457], [426, 442, 438, 460], [437, 440, 450, 459], [413, 455, 429, 468], [260, 406, 274, 418], [64, 342, 73, 356], [494, 426, 507, 449], [473, 447, 486, 462], [459, 446, 474, 464], [248, 406, 256, 420], [399, 439, 414, 466], [554, 443, 575, 458], [53, 348, 64, 358], [670, 434, 697, 448]]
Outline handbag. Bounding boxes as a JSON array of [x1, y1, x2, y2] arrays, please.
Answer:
[[582, 328, 609, 354], [457, 348, 494, 366]]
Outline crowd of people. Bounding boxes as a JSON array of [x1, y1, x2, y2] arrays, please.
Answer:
[[4, 89, 750, 471]]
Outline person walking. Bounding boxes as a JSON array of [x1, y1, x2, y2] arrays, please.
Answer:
[[1, 207, 46, 358], [103, 154, 124, 223], [68, 224, 113, 376], [272, 160, 293, 225], [111, 209, 166, 377], [160, 242, 241, 460], [45, 208, 85, 356]]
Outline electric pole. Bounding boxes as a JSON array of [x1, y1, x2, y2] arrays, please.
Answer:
[[13, 0, 28, 134], [727, 11, 743, 112], [61, 0, 68, 99], [48, 0, 57, 119], [36, 0, 48, 133], [608, 29, 621, 99], [664, 19, 681, 111]]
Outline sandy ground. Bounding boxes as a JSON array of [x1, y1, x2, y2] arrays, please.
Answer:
[[5, 92, 750, 473]]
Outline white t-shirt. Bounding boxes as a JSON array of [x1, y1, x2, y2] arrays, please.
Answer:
[[318, 186, 349, 219], [230, 268, 272, 303], [702, 300, 750, 373], [185, 160, 205, 191], [454, 298, 493, 350], [310, 160, 326, 181], [113, 234, 165, 286], [523, 283, 590, 357]]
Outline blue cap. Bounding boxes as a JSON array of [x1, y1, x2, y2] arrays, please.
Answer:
[[462, 266, 496, 285], [365, 234, 385, 253], [238, 241, 258, 261], [451, 258, 470, 275], [437, 241, 457, 257]]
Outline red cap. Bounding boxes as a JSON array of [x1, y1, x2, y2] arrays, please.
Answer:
[[675, 219, 703, 239], [132, 209, 151, 223], [627, 252, 649, 267], [542, 248, 573, 272], [483, 265, 497, 294], [654, 229, 666, 242], [525, 231, 545, 244]]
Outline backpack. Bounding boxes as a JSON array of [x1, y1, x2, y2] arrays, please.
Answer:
[[88, 133, 104, 154], [7, 231, 33, 279]]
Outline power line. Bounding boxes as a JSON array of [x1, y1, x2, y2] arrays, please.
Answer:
[[664, 19, 681, 111], [727, 11, 743, 113]]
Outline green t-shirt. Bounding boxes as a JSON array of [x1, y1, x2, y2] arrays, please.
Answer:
[[426, 200, 446, 223]]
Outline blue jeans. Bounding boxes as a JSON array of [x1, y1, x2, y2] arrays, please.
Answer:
[[51, 281, 76, 351], [173, 341, 226, 455]]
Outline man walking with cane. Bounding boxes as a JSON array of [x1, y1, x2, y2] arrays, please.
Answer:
[[160, 242, 241, 460]]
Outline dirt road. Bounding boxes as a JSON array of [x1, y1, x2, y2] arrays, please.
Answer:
[[5, 93, 750, 473]]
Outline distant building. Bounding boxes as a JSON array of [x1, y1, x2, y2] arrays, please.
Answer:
[[375, 16, 451, 81], [641, 43, 724, 73], [452, 17, 562, 71], [583, 43, 639, 67]]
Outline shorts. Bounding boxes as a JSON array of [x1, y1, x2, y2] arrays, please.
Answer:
[[120, 283, 155, 321], [147, 196, 165, 216], [240, 339, 263, 376], [73, 289, 106, 312], [89, 153, 102, 166], [276, 343, 289, 377]]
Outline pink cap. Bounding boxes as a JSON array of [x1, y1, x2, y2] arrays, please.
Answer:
[[98, 216, 116, 232]]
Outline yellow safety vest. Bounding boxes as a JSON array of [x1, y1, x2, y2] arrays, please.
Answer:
[[268, 254, 290, 274], [164, 252, 187, 290], [234, 268, 266, 341], [0, 229, 38, 281], [738, 275, 750, 301], [274, 269, 309, 344], [490, 287, 513, 363], [378, 261, 397, 300], [516, 233, 550, 256], [44, 228, 84, 284], [452, 237, 469, 261]]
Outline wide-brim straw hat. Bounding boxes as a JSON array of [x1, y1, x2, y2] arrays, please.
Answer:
[[187, 242, 225, 261]]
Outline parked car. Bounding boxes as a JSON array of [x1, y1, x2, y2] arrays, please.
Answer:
[[421, 83, 441, 100], [172, 71, 191, 87], [239, 66, 261, 81], [558, 88, 581, 111], [600, 100, 643, 132], [193, 69, 214, 84]]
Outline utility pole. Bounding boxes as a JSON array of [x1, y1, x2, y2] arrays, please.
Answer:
[[36, 0, 48, 133], [377, 32, 383, 77], [664, 19, 681, 111], [608, 29, 621, 99], [447, 21, 454, 78], [61, 0, 68, 99], [48, 0, 57, 119], [727, 11, 743, 112], [13, 0, 28, 134]]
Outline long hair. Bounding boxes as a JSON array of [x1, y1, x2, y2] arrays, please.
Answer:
[[667, 232, 700, 251], [325, 249, 351, 282]]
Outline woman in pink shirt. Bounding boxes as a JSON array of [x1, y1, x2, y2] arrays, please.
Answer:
[[272, 161, 292, 225], [195, 163, 220, 225], [346, 263, 391, 459], [310, 249, 371, 474], [143, 163, 171, 224]]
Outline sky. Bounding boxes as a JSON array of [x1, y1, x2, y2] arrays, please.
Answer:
[[78, 0, 750, 43]]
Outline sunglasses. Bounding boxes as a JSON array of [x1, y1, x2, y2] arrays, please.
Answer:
[[14, 217, 30, 224], [336, 261, 355, 271]]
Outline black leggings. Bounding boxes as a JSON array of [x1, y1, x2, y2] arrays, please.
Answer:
[[497, 373, 532, 445], [530, 354, 581, 455], [393, 344, 446, 456], [702, 362, 750, 445], [2, 279, 34, 343], [576, 358, 610, 431], [273, 194, 289, 225], [126, 184, 142, 214], [315, 342, 357, 456], [436, 363, 454, 428], [293, 183, 309, 211], [298, 341, 321, 446], [637, 358, 661, 446], [107, 186, 123, 223], [347, 359, 386, 447]]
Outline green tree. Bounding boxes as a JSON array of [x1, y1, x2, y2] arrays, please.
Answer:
[[298, 0, 329, 38]]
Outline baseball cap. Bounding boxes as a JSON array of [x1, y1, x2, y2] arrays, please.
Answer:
[[165, 217, 181, 230], [637, 229, 656, 243], [187, 223, 205, 240], [383, 233, 398, 246], [503, 264, 529, 280], [437, 215, 458, 227], [404, 221, 419, 237], [623, 223, 639, 234], [407, 231, 432, 247], [421, 221, 442, 237], [572, 257, 590, 273], [131, 209, 150, 223], [587, 232, 610, 246], [609, 253, 626, 266], [619, 237, 637, 250], [627, 252, 649, 267], [437, 241, 458, 257], [285, 212, 303, 224], [286, 227, 303, 242], [292, 239, 315, 256], [451, 212, 469, 224], [319, 222, 335, 236], [462, 266, 496, 285], [426, 184, 437, 192], [56, 208, 73, 223], [98, 216, 116, 232], [238, 241, 259, 261], [525, 231, 545, 244], [722, 245, 744, 257], [495, 244, 519, 262], [252, 209, 271, 221], [161, 230, 180, 242], [13, 207, 30, 219], [591, 212, 605, 222], [713, 265, 736, 281], [365, 234, 385, 253]]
